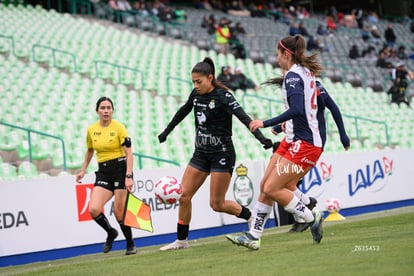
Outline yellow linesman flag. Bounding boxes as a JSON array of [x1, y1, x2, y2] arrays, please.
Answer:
[[123, 193, 153, 232]]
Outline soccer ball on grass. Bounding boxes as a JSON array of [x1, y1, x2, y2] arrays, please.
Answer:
[[154, 176, 182, 204], [325, 197, 341, 213]]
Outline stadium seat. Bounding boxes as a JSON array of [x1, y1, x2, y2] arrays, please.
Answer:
[[17, 161, 39, 179], [0, 162, 17, 180], [2, 3, 414, 179]]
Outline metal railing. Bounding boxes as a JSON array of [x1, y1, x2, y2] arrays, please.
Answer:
[[94, 60, 145, 90], [166, 76, 192, 96], [133, 153, 180, 170], [32, 44, 77, 72], [344, 115, 389, 146], [0, 34, 16, 55], [239, 93, 390, 146], [240, 93, 283, 116], [0, 121, 67, 171]]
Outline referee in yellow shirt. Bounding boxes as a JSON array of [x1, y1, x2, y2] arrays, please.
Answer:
[[76, 97, 136, 255]]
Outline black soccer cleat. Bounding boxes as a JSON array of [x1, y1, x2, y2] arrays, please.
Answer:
[[103, 228, 118, 253], [288, 222, 309, 233], [306, 197, 318, 210]]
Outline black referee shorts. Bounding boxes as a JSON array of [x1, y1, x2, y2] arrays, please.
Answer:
[[95, 157, 127, 191], [189, 143, 236, 174]]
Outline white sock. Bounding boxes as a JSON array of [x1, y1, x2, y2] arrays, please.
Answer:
[[294, 188, 310, 205], [249, 201, 272, 239], [284, 195, 314, 224]]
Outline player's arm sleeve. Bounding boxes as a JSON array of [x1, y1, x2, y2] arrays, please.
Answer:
[[324, 93, 350, 148], [161, 94, 193, 135], [263, 73, 304, 127], [263, 93, 304, 127]]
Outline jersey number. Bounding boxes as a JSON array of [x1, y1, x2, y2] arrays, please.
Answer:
[[310, 81, 317, 110]]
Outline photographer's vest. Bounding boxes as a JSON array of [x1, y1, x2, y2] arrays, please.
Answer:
[[216, 26, 230, 44]]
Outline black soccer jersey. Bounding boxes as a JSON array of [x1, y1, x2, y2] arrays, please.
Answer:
[[164, 87, 268, 153]]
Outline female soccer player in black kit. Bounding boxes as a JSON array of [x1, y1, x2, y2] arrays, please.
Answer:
[[158, 57, 273, 251]]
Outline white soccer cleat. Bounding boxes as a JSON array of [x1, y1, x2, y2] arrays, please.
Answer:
[[160, 239, 189, 251]]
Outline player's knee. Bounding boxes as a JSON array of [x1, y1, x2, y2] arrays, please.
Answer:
[[209, 200, 225, 212], [89, 206, 101, 218]]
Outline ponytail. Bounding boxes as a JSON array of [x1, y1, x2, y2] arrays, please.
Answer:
[[192, 57, 229, 90]]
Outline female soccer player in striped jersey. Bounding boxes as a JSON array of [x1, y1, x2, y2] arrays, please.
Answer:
[[274, 80, 350, 233], [227, 35, 325, 249]]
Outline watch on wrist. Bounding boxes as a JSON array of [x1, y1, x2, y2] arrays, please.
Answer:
[[126, 173, 133, 179]]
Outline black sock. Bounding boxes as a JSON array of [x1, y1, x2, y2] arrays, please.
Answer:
[[177, 222, 189, 240], [93, 213, 112, 234], [237, 205, 251, 220], [118, 221, 134, 247]]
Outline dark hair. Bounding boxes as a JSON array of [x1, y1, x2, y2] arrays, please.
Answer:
[[192, 57, 228, 90], [264, 35, 323, 86], [96, 96, 114, 111]]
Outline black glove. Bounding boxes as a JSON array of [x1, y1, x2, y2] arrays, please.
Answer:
[[261, 138, 273, 150], [158, 131, 168, 143], [272, 124, 283, 134], [272, 141, 281, 153]]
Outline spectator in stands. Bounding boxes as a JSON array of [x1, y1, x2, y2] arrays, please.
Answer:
[[158, 5, 176, 23], [337, 12, 345, 26], [201, 14, 216, 35], [108, 0, 119, 11], [227, 0, 250, 17], [132, 1, 149, 17], [229, 22, 247, 59], [329, 5, 338, 22], [289, 22, 301, 36], [349, 44, 360, 59], [76, 97, 136, 255], [316, 24, 328, 36], [217, 66, 237, 90], [232, 67, 260, 91], [201, 14, 211, 28], [117, 0, 132, 11], [370, 25, 382, 45], [107, 0, 124, 23], [231, 21, 246, 36], [194, 0, 213, 11], [296, 5, 310, 19], [361, 25, 371, 42], [376, 49, 394, 68], [384, 23, 397, 48], [352, 8, 364, 29], [298, 22, 310, 37], [326, 16, 337, 33], [388, 62, 413, 106], [388, 47, 400, 66], [367, 10, 379, 24], [150, 0, 163, 16], [247, 2, 266, 18], [397, 45, 408, 60], [215, 17, 231, 55], [361, 45, 377, 62], [306, 36, 324, 52]]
